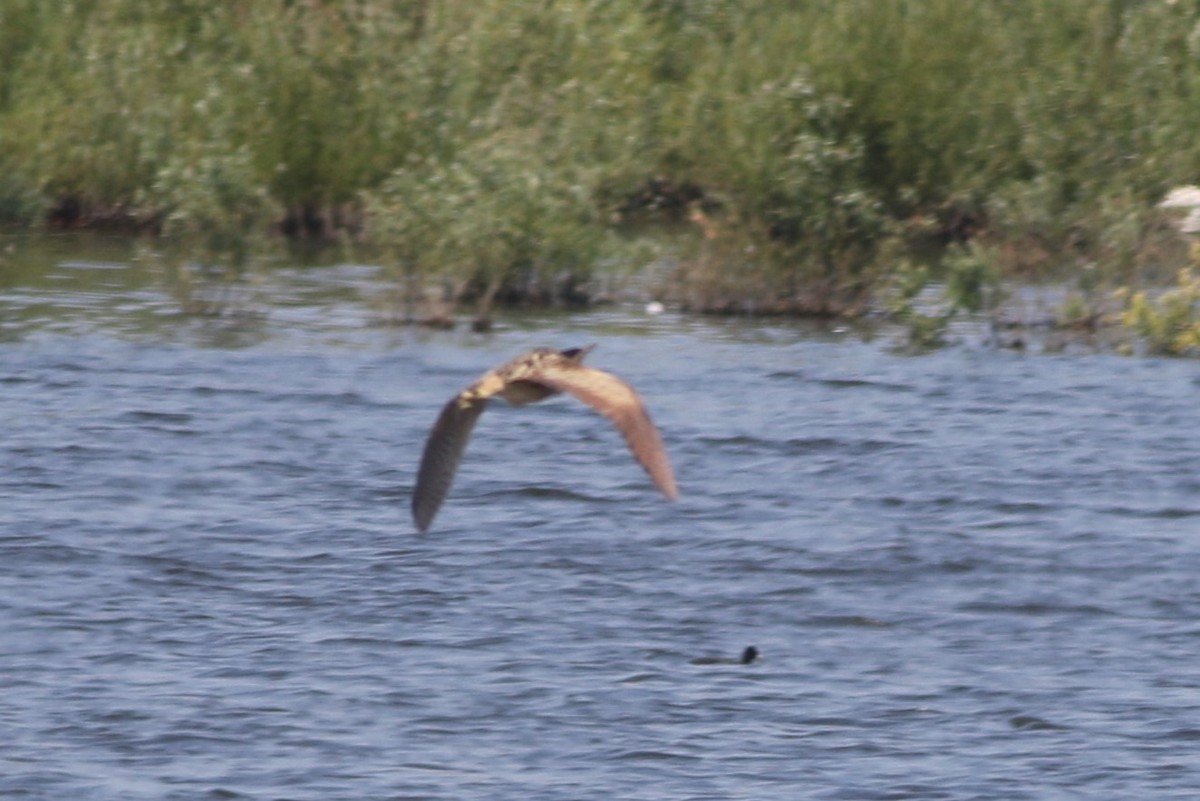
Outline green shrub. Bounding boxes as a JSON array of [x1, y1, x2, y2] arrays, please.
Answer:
[[2, 0, 1200, 316], [366, 131, 608, 316], [883, 243, 1003, 350], [1118, 263, 1200, 356]]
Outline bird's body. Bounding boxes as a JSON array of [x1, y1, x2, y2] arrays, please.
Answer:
[[411, 346, 677, 532]]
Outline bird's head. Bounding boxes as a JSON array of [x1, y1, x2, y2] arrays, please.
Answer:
[[559, 344, 596, 363]]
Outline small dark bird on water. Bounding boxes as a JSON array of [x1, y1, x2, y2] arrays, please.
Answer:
[[411, 345, 678, 532], [690, 646, 760, 666]]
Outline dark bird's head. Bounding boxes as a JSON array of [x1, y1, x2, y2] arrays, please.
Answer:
[[741, 646, 759, 665], [558, 344, 596, 363]]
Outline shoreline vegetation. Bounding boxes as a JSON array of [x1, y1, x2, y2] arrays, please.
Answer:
[[2, 1, 1200, 354]]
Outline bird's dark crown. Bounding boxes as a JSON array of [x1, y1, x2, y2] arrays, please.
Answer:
[[559, 345, 593, 360]]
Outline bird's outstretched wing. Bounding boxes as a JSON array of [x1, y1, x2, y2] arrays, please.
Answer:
[[411, 395, 489, 533], [531, 363, 679, 501]]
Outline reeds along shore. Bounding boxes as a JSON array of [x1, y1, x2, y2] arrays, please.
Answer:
[[2, 1, 1200, 333]]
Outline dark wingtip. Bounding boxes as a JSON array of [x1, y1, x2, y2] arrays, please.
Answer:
[[412, 471, 448, 533], [411, 497, 433, 534]]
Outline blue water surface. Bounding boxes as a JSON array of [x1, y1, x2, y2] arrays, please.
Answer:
[[2, 247, 1199, 800]]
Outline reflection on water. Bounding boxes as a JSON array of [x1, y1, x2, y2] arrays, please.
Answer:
[[2, 235, 1200, 800]]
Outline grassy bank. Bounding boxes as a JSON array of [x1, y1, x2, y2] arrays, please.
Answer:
[[1, 1, 1199, 333]]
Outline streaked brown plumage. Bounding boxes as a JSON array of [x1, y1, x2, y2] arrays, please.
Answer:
[[412, 345, 677, 532]]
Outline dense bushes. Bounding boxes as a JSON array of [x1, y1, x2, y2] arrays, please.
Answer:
[[2, 0, 1199, 315]]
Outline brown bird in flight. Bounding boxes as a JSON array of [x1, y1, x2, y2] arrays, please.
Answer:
[[412, 345, 678, 532]]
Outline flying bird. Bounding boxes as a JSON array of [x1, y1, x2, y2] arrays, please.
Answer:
[[411, 345, 677, 532]]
